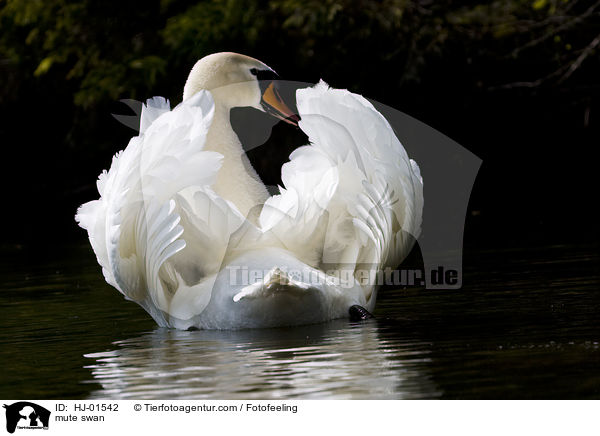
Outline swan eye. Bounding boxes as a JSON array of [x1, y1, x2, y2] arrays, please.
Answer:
[[249, 68, 278, 82]]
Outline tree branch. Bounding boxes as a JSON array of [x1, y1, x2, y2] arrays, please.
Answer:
[[557, 32, 600, 83], [511, 0, 600, 56]]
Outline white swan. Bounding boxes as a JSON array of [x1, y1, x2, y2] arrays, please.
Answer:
[[76, 52, 423, 330]]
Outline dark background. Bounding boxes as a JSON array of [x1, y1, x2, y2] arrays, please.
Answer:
[[0, 0, 598, 249]]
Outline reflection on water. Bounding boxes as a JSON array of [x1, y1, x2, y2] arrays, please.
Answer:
[[84, 322, 438, 399], [0, 242, 598, 399]]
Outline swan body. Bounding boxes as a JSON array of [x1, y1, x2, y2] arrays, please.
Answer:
[[76, 52, 423, 329]]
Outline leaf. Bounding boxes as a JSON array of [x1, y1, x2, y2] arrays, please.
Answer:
[[34, 56, 54, 76]]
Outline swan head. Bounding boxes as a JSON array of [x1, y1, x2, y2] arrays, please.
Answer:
[[183, 52, 299, 125]]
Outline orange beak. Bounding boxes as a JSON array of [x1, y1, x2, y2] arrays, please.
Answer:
[[261, 82, 300, 126]]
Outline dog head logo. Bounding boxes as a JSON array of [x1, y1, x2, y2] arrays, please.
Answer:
[[3, 402, 50, 434]]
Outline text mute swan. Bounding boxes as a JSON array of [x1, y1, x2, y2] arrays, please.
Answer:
[[76, 52, 423, 329]]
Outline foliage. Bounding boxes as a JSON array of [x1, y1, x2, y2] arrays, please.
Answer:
[[2, 0, 597, 108], [0, 0, 598, 243]]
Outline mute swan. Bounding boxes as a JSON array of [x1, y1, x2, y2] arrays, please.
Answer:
[[76, 52, 423, 330]]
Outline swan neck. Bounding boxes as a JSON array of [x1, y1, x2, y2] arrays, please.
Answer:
[[204, 102, 269, 219], [206, 103, 246, 166]]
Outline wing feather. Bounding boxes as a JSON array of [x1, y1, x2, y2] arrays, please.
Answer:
[[76, 91, 238, 323], [259, 80, 424, 306]]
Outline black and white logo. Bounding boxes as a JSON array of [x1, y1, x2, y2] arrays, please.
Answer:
[[3, 402, 50, 434]]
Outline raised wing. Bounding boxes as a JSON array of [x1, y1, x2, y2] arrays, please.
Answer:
[[259, 81, 423, 306], [76, 91, 245, 325]]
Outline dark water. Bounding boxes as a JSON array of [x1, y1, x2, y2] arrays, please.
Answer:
[[0, 243, 598, 399]]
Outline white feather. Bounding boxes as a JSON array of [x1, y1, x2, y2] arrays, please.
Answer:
[[259, 80, 423, 308], [77, 64, 423, 329]]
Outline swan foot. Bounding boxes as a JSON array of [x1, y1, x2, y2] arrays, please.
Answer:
[[348, 305, 373, 321]]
